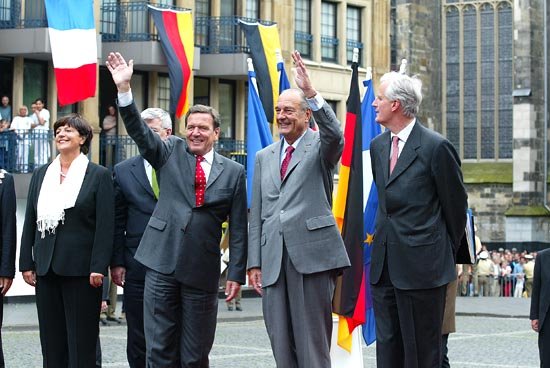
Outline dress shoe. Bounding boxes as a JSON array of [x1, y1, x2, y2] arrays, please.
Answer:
[[227, 306, 233, 311], [236, 306, 242, 311], [99, 318, 109, 326], [106, 316, 122, 324]]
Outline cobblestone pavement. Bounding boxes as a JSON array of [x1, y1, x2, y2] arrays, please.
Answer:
[[2, 315, 539, 367]]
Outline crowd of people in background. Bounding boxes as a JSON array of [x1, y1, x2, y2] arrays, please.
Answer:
[[0, 95, 51, 173], [458, 246, 537, 298]]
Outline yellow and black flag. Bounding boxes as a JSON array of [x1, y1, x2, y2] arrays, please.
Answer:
[[239, 20, 283, 125]]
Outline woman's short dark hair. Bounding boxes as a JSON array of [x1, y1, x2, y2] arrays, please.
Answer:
[[53, 114, 93, 154]]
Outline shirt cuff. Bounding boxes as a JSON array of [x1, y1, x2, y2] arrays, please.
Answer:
[[117, 90, 133, 107], [306, 93, 325, 111]]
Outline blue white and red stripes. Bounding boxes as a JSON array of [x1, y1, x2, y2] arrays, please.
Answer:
[[45, 0, 97, 105]]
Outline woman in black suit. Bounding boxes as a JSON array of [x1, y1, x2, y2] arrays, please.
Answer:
[[0, 169, 17, 368], [19, 114, 114, 367]]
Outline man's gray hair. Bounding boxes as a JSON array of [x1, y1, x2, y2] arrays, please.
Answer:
[[279, 88, 310, 112], [141, 108, 172, 129], [380, 72, 423, 118]]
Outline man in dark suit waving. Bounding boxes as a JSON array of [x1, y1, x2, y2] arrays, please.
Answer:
[[530, 248, 550, 367], [111, 108, 172, 368], [106, 52, 248, 367], [369, 72, 468, 367]]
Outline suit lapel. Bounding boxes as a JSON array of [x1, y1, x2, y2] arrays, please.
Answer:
[[269, 141, 283, 188], [386, 122, 421, 187], [206, 151, 224, 189], [377, 131, 391, 185], [283, 129, 313, 184], [131, 157, 155, 198]]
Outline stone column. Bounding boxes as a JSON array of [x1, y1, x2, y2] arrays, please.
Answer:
[[506, 0, 550, 242]]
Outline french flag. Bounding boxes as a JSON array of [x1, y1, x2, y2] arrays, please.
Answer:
[[45, 0, 97, 106]]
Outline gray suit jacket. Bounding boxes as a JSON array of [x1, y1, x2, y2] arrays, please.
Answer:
[[248, 103, 350, 288], [530, 248, 550, 330], [369, 121, 468, 290], [119, 102, 248, 293]]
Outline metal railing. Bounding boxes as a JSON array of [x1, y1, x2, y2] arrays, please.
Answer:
[[100, 1, 275, 55], [346, 39, 364, 65], [458, 272, 529, 298], [99, 135, 247, 171], [101, 1, 189, 42], [294, 31, 313, 58], [195, 16, 274, 54], [0, 129, 53, 173], [0, 0, 46, 29], [321, 36, 339, 62]]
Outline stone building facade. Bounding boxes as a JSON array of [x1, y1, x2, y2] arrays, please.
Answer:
[[391, 0, 550, 249]]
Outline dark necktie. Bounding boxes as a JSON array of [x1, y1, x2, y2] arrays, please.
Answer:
[[195, 155, 206, 206], [389, 136, 399, 175], [280, 146, 295, 179]]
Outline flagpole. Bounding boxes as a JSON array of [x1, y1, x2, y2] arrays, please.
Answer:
[[247, 58, 259, 91], [366, 67, 372, 82], [399, 58, 408, 74]]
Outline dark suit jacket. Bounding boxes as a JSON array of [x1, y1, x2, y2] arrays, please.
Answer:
[[112, 156, 156, 281], [0, 172, 16, 279], [369, 121, 468, 290], [19, 162, 114, 277], [530, 248, 550, 331], [119, 102, 248, 293]]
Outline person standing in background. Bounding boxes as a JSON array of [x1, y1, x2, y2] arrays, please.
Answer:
[[9, 105, 33, 173], [101, 105, 118, 169], [32, 98, 51, 168], [0, 96, 11, 123], [524, 254, 535, 297]]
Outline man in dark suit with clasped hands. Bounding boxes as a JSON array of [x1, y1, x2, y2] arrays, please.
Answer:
[[369, 72, 468, 368], [106, 52, 248, 368], [248, 51, 350, 368]]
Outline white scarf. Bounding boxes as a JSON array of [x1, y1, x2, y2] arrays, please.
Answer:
[[36, 153, 89, 238]]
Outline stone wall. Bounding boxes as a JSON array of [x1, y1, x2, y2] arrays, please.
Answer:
[[465, 183, 512, 243]]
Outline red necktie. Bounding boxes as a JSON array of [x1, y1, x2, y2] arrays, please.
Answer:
[[389, 136, 399, 175], [280, 146, 295, 179], [195, 155, 206, 206]]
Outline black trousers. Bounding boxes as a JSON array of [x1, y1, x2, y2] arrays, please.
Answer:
[[125, 278, 146, 368], [540, 318, 550, 368], [0, 294, 4, 368], [36, 272, 102, 368], [372, 261, 447, 368]]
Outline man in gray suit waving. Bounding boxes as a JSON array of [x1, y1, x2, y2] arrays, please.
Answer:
[[369, 72, 468, 367], [106, 52, 247, 367], [248, 51, 350, 368]]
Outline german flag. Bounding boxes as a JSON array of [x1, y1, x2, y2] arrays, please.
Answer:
[[240, 21, 283, 125], [148, 5, 194, 118], [332, 60, 365, 352]]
